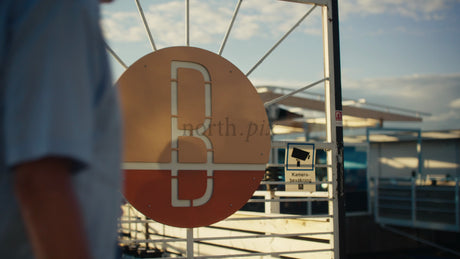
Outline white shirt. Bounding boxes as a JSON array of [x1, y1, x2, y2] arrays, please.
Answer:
[[0, 0, 122, 258]]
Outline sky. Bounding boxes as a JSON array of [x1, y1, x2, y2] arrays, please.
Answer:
[[101, 0, 460, 132]]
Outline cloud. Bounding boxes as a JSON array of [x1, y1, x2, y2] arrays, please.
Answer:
[[450, 98, 460, 109], [101, 0, 321, 45], [238, 0, 319, 37], [101, 12, 144, 42], [102, 0, 458, 45], [344, 73, 460, 99], [343, 73, 460, 130], [340, 0, 454, 21]]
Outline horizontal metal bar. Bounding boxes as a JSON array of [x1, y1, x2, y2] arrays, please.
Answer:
[[378, 186, 413, 190], [118, 228, 146, 234], [265, 163, 331, 168], [149, 248, 334, 259], [378, 196, 412, 201], [119, 238, 186, 244], [252, 190, 331, 198], [120, 220, 154, 224], [415, 198, 455, 203], [192, 248, 333, 259], [416, 207, 455, 213], [378, 218, 460, 232], [260, 181, 333, 185], [378, 205, 412, 210], [247, 198, 331, 203], [120, 211, 333, 225], [195, 231, 332, 242], [271, 141, 335, 150], [416, 187, 456, 192], [224, 214, 332, 221], [274, 191, 330, 197], [121, 231, 333, 245], [121, 214, 333, 225]]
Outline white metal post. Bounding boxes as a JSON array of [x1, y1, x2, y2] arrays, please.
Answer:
[[322, 4, 338, 258], [187, 228, 194, 258], [185, 0, 190, 46]]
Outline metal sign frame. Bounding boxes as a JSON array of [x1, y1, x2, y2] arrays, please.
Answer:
[[107, 0, 345, 258]]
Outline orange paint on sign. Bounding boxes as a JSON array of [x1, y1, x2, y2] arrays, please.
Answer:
[[118, 46, 270, 228]]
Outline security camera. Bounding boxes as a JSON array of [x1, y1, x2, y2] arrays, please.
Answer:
[[291, 147, 310, 167]]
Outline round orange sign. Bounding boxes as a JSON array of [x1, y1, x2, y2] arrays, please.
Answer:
[[118, 46, 270, 228]]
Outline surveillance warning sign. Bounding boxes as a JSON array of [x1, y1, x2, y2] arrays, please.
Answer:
[[285, 143, 315, 192]]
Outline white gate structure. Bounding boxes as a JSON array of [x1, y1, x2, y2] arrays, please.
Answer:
[[106, 0, 346, 258]]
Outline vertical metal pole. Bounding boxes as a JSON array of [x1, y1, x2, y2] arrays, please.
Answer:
[[185, 0, 190, 46], [303, 123, 310, 141], [145, 220, 149, 250], [322, 5, 335, 259], [162, 224, 167, 255], [265, 191, 271, 214], [411, 176, 417, 226], [414, 130, 422, 226], [332, 0, 346, 256], [375, 177, 380, 223], [186, 228, 194, 258], [128, 205, 132, 243], [366, 143, 372, 215], [455, 178, 459, 231], [417, 130, 422, 177], [265, 191, 280, 214], [323, 0, 346, 258]]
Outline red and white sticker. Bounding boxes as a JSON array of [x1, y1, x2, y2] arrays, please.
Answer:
[[335, 110, 343, 127]]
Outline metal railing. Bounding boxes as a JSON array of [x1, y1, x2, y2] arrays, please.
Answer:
[[119, 203, 334, 258], [118, 143, 338, 258], [374, 177, 460, 232]]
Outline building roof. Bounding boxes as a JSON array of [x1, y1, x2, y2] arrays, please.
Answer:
[[257, 86, 427, 134]]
